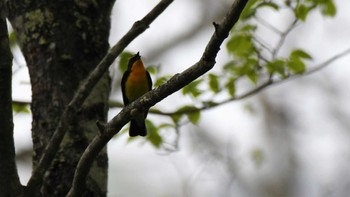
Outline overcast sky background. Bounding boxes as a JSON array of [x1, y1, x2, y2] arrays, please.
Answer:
[[11, 0, 350, 196]]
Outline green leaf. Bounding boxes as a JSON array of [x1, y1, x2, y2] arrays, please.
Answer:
[[241, 24, 257, 32], [208, 73, 220, 93], [247, 70, 258, 84], [257, 2, 279, 10], [172, 105, 201, 125], [245, 58, 258, 67], [171, 113, 182, 124], [176, 105, 198, 114], [12, 103, 30, 113], [227, 34, 254, 57], [291, 49, 313, 60], [238, 58, 259, 83], [158, 123, 175, 129], [232, 58, 257, 77], [147, 65, 158, 75], [266, 59, 286, 77], [154, 75, 171, 87], [182, 79, 203, 97], [295, 4, 310, 21], [172, 105, 199, 124], [9, 32, 17, 47], [187, 111, 201, 125], [119, 51, 133, 72], [240, 0, 258, 20], [225, 78, 236, 97], [223, 61, 236, 72], [287, 49, 310, 74], [321, 0, 336, 17], [284, 0, 291, 7], [146, 120, 162, 148], [287, 57, 306, 74], [203, 101, 218, 107]]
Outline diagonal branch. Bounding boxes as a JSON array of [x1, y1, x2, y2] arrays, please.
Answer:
[[147, 46, 350, 116], [67, 0, 249, 196], [25, 0, 174, 195], [272, 18, 298, 58]]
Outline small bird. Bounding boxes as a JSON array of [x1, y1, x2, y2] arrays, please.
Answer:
[[121, 52, 152, 136]]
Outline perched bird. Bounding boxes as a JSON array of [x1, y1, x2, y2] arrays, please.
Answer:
[[121, 52, 152, 136]]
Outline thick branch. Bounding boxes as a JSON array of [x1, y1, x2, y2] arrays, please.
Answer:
[[0, 3, 22, 195], [67, 0, 249, 196], [25, 0, 174, 195]]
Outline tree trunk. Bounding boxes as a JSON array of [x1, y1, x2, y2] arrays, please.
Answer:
[[6, 1, 115, 196]]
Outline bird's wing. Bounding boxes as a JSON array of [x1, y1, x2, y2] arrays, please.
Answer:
[[121, 70, 130, 105], [146, 71, 152, 91]]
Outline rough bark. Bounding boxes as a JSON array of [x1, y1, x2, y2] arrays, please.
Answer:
[[6, 1, 114, 196], [0, 1, 22, 196]]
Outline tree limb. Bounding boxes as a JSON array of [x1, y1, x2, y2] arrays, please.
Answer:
[[67, 0, 249, 196], [25, 0, 174, 195], [139, 47, 350, 116], [0, 2, 22, 195]]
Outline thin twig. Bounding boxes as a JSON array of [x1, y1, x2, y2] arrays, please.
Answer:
[[25, 0, 174, 195], [255, 15, 283, 35], [253, 35, 274, 55], [304, 48, 350, 75], [67, 1, 249, 196], [272, 18, 298, 58]]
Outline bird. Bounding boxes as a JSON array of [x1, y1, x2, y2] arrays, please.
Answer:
[[121, 52, 152, 137]]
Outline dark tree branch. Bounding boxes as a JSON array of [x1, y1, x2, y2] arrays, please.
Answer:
[[25, 0, 174, 195], [67, 0, 249, 196], [0, 2, 22, 195]]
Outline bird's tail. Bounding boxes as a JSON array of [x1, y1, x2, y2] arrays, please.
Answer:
[[129, 117, 147, 137]]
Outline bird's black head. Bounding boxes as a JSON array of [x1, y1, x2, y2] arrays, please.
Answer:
[[127, 52, 141, 70]]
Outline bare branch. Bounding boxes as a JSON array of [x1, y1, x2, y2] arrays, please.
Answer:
[[67, 0, 249, 196], [272, 18, 298, 58], [255, 15, 283, 35], [25, 0, 174, 195], [304, 48, 350, 75]]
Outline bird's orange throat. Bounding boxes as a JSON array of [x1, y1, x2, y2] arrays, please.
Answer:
[[125, 60, 149, 102], [128, 60, 147, 83], [132, 60, 145, 71]]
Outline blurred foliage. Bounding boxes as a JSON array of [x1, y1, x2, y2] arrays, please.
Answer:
[[251, 148, 265, 168], [9, 31, 17, 47], [146, 120, 163, 148], [12, 103, 30, 113], [115, 0, 337, 148], [182, 79, 203, 98], [118, 51, 134, 72]]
